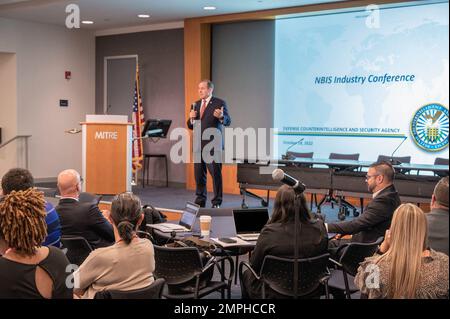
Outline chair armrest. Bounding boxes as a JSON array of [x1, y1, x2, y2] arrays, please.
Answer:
[[202, 256, 217, 273], [335, 242, 350, 259], [329, 258, 343, 268], [238, 261, 260, 281]]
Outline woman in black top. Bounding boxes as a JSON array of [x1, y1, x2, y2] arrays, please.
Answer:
[[241, 185, 328, 299], [0, 188, 72, 299]]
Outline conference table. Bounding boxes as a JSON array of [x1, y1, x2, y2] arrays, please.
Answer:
[[150, 208, 256, 247], [236, 158, 449, 208]]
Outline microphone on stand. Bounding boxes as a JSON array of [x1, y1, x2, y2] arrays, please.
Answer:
[[389, 137, 407, 165], [272, 168, 306, 193], [282, 138, 304, 160]]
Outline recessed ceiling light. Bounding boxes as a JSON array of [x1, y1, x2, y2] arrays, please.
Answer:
[[203, 6, 216, 10], [81, 20, 94, 24], [138, 14, 150, 18]]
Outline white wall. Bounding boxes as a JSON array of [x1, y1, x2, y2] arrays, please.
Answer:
[[0, 52, 17, 178], [0, 17, 95, 180]]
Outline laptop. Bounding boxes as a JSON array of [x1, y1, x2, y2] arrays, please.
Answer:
[[147, 202, 200, 233], [233, 208, 269, 241]]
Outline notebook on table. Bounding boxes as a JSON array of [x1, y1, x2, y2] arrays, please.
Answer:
[[232, 208, 269, 241], [147, 202, 200, 233]]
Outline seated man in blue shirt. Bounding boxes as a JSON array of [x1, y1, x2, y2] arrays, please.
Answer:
[[1, 168, 61, 248]]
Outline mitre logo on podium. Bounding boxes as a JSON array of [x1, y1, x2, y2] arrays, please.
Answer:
[[94, 131, 118, 140]]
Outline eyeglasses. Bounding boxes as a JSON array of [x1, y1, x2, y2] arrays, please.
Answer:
[[365, 174, 379, 181]]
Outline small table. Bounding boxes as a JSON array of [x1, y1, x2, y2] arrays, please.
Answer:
[[149, 211, 256, 284]]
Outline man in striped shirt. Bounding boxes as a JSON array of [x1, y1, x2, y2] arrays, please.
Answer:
[[1, 168, 61, 248]]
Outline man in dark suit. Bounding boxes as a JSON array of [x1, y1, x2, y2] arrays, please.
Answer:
[[327, 161, 401, 245], [56, 169, 114, 249], [187, 80, 231, 208]]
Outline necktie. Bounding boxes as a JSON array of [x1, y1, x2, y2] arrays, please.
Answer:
[[200, 99, 207, 119]]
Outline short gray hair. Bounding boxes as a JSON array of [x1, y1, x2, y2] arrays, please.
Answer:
[[200, 79, 214, 90]]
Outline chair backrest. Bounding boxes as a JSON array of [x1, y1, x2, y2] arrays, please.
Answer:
[[153, 245, 203, 285], [260, 253, 330, 298], [79, 192, 102, 205], [329, 153, 360, 161], [328, 153, 360, 171], [94, 278, 165, 299], [60, 236, 93, 266], [339, 237, 383, 276], [286, 151, 314, 159], [434, 158, 449, 177], [434, 157, 449, 166], [377, 155, 411, 164]]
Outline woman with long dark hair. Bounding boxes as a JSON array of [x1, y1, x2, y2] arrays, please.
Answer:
[[74, 192, 155, 299], [241, 185, 328, 298]]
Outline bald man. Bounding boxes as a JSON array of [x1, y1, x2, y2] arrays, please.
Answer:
[[56, 169, 114, 250]]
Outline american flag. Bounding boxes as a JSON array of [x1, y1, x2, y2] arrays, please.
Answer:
[[132, 64, 145, 172]]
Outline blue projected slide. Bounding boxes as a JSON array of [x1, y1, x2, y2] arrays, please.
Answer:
[[274, 1, 449, 164]]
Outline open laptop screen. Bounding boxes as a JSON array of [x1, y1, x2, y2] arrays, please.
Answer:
[[179, 202, 200, 230], [233, 208, 269, 234]]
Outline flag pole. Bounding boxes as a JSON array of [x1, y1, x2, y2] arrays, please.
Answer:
[[131, 58, 145, 188]]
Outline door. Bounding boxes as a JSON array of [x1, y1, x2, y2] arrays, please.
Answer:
[[106, 57, 136, 121]]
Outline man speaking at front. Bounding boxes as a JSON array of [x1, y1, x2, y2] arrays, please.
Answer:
[[187, 80, 231, 208]]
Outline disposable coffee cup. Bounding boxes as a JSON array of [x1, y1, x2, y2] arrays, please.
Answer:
[[200, 215, 212, 237]]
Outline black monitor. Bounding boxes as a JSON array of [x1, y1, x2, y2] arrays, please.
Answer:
[[142, 119, 172, 138]]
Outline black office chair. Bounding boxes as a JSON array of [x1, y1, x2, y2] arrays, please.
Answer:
[[239, 253, 331, 299], [60, 236, 93, 266], [79, 192, 102, 205], [328, 153, 360, 171], [328, 237, 383, 299], [433, 157, 449, 177], [377, 155, 411, 174], [154, 245, 234, 299], [94, 278, 166, 299], [285, 151, 314, 163], [317, 153, 360, 219]]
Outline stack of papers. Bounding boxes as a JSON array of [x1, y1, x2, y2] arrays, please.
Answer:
[[211, 237, 255, 248]]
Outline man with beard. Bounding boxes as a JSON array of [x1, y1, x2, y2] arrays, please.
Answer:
[[327, 161, 401, 246]]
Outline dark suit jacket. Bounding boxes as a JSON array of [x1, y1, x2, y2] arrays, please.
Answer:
[[242, 219, 328, 298], [327, 184, 401, 243], [186, 97, 231, 150], [56, 198, 114, 249], [427, 208, 449, 255]]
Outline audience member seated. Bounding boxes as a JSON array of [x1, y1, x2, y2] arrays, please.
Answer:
[[56, 169, 114, 249], [73, 192, 155, 299], [426, 176, 449, 255], [1, 168, 61, 247], [241, 185, 328, 298], [327, 161, 401, 247], [0, 188, 72, 299], [355, 204, 449, 299]]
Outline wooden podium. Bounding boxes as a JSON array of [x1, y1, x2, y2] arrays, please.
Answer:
[[81, 115, 132, 195]]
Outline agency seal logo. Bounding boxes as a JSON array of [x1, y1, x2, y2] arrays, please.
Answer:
[[411, 103, 449, 152]]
